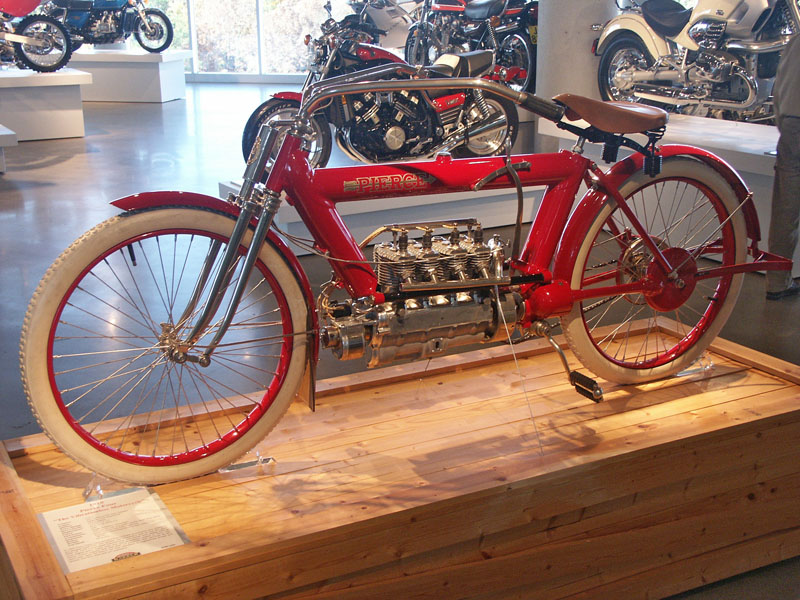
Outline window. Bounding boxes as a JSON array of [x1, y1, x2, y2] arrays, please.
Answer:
[[151, 0, 354, 76]]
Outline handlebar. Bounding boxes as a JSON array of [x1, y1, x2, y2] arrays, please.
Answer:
[[519, 92, 566, 123], [298, 72, 566, 124]]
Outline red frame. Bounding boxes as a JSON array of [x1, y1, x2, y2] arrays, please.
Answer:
[[267, 136, 587, 299], [261, 134, 785, 322]]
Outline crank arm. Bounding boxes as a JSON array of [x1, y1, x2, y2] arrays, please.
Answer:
[[531, 321, 603, 402]]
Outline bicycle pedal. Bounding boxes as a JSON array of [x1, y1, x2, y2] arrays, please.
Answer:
[[569, 370, 603, 403]]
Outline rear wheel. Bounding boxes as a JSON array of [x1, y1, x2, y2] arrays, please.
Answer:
[[20, 208, 308, 484], [560, 157, 747, 384], [597, 35, 652, 102], [496, 32, 534, 92], [13, 14, 72, 72]]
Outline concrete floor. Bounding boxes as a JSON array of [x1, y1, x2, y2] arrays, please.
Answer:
[[1, 83, 799, 598]]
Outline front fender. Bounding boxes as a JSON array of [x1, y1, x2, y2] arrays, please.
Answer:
[[552, 145, 760, 281], [110, 190, 319, 361], [596, 13, 670, 59], [273, 91, 303, 103]]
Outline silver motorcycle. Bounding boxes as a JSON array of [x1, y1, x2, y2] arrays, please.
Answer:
[[593, 0, 800, 121]]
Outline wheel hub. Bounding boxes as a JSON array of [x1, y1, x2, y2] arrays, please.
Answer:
[[617, 236, 655, 305], [644, 247, 698, 312], [159, 323, 209, 366]]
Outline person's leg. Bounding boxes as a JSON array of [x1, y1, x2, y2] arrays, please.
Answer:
[[767, 116, 800, 296]]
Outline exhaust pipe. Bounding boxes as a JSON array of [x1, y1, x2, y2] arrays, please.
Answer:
[[633, 67, 759, 111], [433, 113, 508, 155], [726, 35, 793, 54]]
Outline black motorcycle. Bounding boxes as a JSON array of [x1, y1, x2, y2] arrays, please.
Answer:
[[241, 0, 519, 171], [41, 0, 172, 53], [405, 0, 538, 93]]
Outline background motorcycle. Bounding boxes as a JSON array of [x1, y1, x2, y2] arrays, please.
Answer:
[[404, 0, 538, 92], [358, 0, 416, 48], [241, 0, 518, 170], [0, 0, 72, 71], [41, 0, 173, 53], [594, 0, 800, 121]]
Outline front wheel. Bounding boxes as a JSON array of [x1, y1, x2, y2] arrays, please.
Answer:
[[20, 208, 309, 484], [133, 8, 173, 53], [495, 32, 535, 92], [404, 24, 431, 66], [560, 157, 747, 384], [13, 14, 73, 72], [241, 97, 332, 173], [452, 92, 519, 158]]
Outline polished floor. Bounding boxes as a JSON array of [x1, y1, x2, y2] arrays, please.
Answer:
[[1, 83, 799, 598]]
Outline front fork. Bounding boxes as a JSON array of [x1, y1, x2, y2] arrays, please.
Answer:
[[134, 1, 153, 34], [178, 123, 286, 364]]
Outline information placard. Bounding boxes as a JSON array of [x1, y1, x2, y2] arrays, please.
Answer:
[[38, 488, 188, 573]]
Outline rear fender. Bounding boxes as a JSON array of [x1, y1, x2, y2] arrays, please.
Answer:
[[110, 190, 320, 370], [596, 13, 670, 59], [552, 145, 760, 281]]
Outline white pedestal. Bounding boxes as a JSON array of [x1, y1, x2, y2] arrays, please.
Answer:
[[0, 69, 91, 141], [69, 49, 190, 103], [219, 180, 545, 256], [0, 124, 17, 172]]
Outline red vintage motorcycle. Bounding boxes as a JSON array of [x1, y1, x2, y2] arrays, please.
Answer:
[[20, 72, 790, 484], [241, 0, 518, 169]]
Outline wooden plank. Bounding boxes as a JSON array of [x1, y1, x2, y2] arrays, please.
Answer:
[[64, 388, 800, 598], [562, 528, 800, 600], [0, 446, 71, 600], [65, 413, 800, 599]]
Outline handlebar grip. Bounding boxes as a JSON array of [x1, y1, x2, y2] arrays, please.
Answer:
[[519, 92, 565, 123]]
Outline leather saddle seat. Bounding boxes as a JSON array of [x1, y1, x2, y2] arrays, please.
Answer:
[[464, 0, 506, 21], [554, 93, 668, 134], [428, 50, 494, 78], [641, 0, 692, 38], [52, 0, 94, 9]]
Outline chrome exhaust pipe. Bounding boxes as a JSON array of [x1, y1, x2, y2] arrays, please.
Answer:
[[726, 35, 794, 54], [634, 67, 759, 111]]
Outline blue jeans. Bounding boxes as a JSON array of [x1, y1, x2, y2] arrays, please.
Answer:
[[767, 115, 800, 292]]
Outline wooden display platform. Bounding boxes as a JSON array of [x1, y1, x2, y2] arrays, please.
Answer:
[[3, 322, 800, 599]]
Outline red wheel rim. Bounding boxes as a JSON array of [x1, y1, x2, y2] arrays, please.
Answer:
[[46, 228, 294, 467]]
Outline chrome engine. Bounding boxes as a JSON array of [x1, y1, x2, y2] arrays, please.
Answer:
[[86, 11, 121, 43], [342, 89, 436, 161], [320, 219, 523, 368]]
